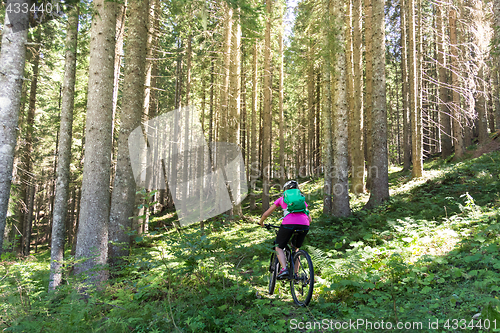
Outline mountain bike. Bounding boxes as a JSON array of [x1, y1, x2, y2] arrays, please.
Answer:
[[265, 223, 314, 306]]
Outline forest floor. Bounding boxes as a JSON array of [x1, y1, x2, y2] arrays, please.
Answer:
[[2, 139, 500, 333]]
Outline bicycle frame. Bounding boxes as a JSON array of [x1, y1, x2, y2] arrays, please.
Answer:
[[266, 224, 300, 280], [265, 223, 315, 306]]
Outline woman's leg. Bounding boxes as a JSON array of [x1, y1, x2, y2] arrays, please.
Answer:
[[275, 246, 287, 270], [275, 225, 294, 272]]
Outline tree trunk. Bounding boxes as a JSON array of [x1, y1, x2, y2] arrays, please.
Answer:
[[488, 73, 496, 133], [346, 0, 354, 166], [323, 67, 333, 215], [67, 186, 76, 249], [494, 0, 500, 130], [109, 0, 149, 264], [250, 42, 259, 210], [409, 0, 423, 177], [476, 65, 489, 144], [74, 0, 117, 284], [262, 0, 272, 212], [241, 55, 247, 167], [329, 0, 350, 217], [24, 184, 35, 255], [20, 28, 42, 256], [401, 0, 411, 170], [307, 49, 315, 177], [0, 1, 29, 254], [351, 0, 365, 194], [219, 4, 233, 144], [365, 0, 389, 209], [449, 7, 464, 159], [49, 7, 79, 290], [315, 72, 321, 171], [364, 0, 374, 190], [180, 34, 192, 219], [144, 0, 158, 118], [279, 13, 285, 187], [437, 2, 452, 157], [228, 11, 242, 217], [417, 0, 424, 159], [110, 0, 127, 187]]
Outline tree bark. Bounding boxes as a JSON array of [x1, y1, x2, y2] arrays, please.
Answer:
[[109, 0, 149, 263], [110, 0, 127, 188], [364, 0, 374, 190], [307, 48, 315, 177], [143, 0, 158, 118], [262, 0, 272, 212], [437, 2, 452, 157], [401, 0, 411, 170], [449, 7, 464, 159], [351, 0, 365, 194], [19, 30, 41, 256], [229, 11, 243, 217], [49, 7, 79, 290], [250, 42, 259, 210], [329, 0, 350, 217], [476, 65, 489, 144], [74, 0, 117, 284], [365, 0, 389, 209], [315, 72, 321, 171], [180, 34, 192, 219], [0, 4, 29, 254], [219, 4, 233, 144], [323, 67, 333, 215], [494, 0, 500, 129], [279, 12, 285, 187], [24, 184, 35, 255], [409, 0, 423, 177]]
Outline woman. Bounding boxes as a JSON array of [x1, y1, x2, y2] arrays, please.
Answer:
[[259, 180, 311, 279]]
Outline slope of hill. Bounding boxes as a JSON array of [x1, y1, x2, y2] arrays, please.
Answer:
[[1, 149, 500, 332]]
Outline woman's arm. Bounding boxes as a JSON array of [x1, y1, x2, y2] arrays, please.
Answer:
[[259, 204, 277, 227]]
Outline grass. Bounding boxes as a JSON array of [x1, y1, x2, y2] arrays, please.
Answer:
[[1, 150, 500, 332]]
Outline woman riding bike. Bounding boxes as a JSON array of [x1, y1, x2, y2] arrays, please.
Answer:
[[259, 180, 311, 279]]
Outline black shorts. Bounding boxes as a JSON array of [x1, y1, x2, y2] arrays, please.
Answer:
[[274, 224, 309, 249]]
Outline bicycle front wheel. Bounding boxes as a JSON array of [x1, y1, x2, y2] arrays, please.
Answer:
[[268, 254, 279, 295], [290, 250, 314, 306]]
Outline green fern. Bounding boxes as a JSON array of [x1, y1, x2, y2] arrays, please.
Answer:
[[304, 245, 331, 271]]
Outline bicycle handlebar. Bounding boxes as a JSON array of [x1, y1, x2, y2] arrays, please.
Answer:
[[264, 223, 280, 230]]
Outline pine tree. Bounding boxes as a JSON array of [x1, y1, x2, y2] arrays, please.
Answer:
[[278, 6, 285, 187], [329, 0, 350, 217], [351, 0, 365, 194], [21, 28, 42, 256], [262, 0, 272, 212], [449, 6, 464, 159], [409, 0, 423, 177], [365, 0, 389, 208], [0, 0, 29, 254], [49, 7, 79, 290], [74, 0, 117, 284], [109, 0, 149, 263], [437, 2, 452, 157], [249, 42, 259, 210]]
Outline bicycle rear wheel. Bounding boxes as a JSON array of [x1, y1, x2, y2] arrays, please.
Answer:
[[290, 250, 314, 306], [268, 254, 279, 295]]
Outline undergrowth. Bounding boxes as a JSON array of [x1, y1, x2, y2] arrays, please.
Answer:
[[1, 151, 500, 332]]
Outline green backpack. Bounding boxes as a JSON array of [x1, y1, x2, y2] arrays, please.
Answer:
[[283, 188, 309, 216]]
